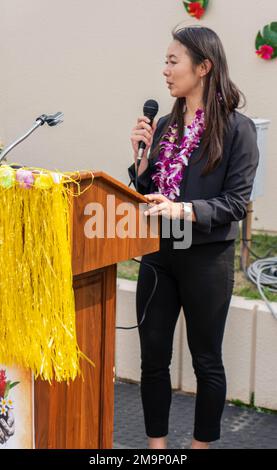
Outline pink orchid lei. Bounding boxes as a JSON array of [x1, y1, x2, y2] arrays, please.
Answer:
[[151, 108, 205, 200]]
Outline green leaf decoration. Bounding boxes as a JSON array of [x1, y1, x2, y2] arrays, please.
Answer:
[[255, 22, 277, 60], [183, 0, 209, 7], [9, 381, 20, 390], [263, 24, 277, 46], [4, 380, 20, 398], [255, 32, 265, 50], [4, 381, 11, 398]]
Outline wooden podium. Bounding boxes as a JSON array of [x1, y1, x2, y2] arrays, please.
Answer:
[[34, 171, 159, 449]]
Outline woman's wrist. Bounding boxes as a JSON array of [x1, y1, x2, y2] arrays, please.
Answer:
[[179, 202, 196, 222], [136, 154, 149, 176]]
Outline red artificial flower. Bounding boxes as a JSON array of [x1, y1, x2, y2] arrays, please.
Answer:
[[188, 2, 205, 20], [256, 44, 274, 60], [0, 370, 7, 398]]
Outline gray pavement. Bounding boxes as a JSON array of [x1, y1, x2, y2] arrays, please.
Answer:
[[113, 380, 277, 449]]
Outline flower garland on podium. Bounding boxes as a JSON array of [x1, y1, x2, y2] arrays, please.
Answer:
[[0, 165, 94, 382]]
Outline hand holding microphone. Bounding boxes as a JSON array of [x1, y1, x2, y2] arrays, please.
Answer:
[[130, 99, 159, 175]]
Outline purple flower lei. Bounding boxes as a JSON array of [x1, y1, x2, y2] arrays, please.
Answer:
[[151, 108, 205, 201]]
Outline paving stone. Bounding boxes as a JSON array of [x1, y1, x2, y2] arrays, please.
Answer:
[[113, 380, 277, 449]]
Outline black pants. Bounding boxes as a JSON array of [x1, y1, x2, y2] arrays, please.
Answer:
[[136, 236, 235, 442]]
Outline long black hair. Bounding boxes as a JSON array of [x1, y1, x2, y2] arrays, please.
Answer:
[[151, 25, 246, 175]]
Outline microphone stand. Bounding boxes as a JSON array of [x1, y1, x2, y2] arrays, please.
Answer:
[[0, 112, 64, 165]]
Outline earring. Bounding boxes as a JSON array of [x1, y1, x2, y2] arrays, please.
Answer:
[[201, 77, 204, 88]]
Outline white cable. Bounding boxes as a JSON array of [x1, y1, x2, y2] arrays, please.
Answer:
[[247, 257, 277, 319]]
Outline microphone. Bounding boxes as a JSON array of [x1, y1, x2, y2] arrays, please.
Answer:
[[137, 99, 159, 168], [0, 112, 64, 164], [36, 112, 64, 127]]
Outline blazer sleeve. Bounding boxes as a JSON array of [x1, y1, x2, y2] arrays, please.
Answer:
[[191, 117, 260, 234], [127, 117, 163, 195]]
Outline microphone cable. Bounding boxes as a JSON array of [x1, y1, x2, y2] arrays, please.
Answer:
[[241, 238, 277, 320], [115, 258, 158, 330], [118, 167, 158, 330]]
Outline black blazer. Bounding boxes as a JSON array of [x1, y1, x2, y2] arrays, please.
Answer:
[[128, 110, 259, 245]]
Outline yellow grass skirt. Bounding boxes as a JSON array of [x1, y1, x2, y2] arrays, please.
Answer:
[[0, 166, 94, 382]]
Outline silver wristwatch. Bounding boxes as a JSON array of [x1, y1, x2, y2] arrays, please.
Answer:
[[181, 202, 192, 218]]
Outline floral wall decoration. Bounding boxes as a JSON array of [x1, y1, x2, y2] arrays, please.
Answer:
[[183, 0, 209, 20], [0, 369, 19, 446], [256, 22, 277, 60]]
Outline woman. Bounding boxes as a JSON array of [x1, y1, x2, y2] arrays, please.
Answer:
[[128, 25, 259, 449]]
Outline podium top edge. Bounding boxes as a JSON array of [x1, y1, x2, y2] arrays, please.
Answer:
[[69, 170, 148, 204]]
